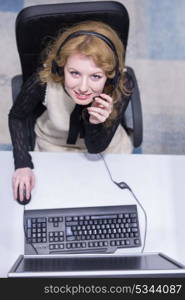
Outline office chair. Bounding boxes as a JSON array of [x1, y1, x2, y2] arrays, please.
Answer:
[[11, 1, 143, 149]]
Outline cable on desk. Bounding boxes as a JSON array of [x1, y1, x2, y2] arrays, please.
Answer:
[[99, 153, 147, 253]]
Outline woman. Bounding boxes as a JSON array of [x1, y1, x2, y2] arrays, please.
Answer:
[[8, 21, 133, 202]]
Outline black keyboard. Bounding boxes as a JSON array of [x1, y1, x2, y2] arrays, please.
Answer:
[[24, 205, 141, 255]]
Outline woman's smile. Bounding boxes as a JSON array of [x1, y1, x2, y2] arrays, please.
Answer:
[[74, 91, 92, 100]]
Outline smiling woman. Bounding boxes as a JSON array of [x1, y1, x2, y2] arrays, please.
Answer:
[[8, 20, 133, 203], [64, 53, 107, 105]]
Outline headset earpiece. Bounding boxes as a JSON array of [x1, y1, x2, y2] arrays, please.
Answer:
[[106, 68, 121, 89], [51, 59, 64, 77]]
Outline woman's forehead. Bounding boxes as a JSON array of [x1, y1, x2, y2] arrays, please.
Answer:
[[65, 53, 104, 73]]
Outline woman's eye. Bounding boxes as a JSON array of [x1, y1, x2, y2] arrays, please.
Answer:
[[70, 71, 80, 77], [91, 74, 102, 80]]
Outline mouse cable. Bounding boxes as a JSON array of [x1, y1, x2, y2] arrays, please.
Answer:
[[99, 153, 147, 253], [23, 205, 38, 254]]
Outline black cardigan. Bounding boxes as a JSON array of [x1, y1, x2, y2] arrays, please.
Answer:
[[8, 73, 132, 170]]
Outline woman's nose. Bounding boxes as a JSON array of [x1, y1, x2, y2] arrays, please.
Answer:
[[79, 77, 88, 93]]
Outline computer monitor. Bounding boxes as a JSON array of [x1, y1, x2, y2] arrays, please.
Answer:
[[8, 252, 185, 278]]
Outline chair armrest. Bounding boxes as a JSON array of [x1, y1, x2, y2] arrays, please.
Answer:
[[11, 74, 23, 102], [125, 66, 143, 147]]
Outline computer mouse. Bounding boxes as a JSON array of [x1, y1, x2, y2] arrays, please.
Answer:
[[16, 186, 31, 205]]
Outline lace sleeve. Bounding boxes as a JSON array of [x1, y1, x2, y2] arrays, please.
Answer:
[[8, 73, 46, 169], [82, 108, 121, 153]]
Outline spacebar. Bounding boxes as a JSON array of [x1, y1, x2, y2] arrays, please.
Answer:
[[50, 247, 110, 254]]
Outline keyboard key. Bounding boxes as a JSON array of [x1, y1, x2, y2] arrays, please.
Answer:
[[134, 239, 140, 245], [67, 236, 75, 241], [91, 215, 117, 220], [66, 221, 78, 226], [37, 218, 46, 223], [27, 229, 31, 238], [66, 227, 72, 236], [27, 219, 32, 228], [132, 228, 138, 232]]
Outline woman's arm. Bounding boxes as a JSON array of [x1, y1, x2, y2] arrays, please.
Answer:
[[83, 97, 128, 153], [8, 73, 46, 169]]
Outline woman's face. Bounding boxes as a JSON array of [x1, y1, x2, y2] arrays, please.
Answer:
[[64, 53, 107, 105]]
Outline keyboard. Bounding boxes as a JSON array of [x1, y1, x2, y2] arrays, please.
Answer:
[[24, 205, 141, 255]]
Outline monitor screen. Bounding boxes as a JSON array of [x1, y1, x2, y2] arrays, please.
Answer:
[[8, 253, 185, 277]]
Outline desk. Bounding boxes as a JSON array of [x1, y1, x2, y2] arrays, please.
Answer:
[[0, 151, 185, 277]]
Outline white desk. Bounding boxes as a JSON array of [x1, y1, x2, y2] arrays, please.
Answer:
[[0, 151, 185, 277]]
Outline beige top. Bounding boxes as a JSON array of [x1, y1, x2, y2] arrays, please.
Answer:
[[34, 81, 132, 154]]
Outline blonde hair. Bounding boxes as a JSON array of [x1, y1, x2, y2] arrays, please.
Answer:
[[39, 21, 130, 125]]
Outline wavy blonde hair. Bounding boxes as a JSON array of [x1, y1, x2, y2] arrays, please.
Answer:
[[39, 21, 130, 126]]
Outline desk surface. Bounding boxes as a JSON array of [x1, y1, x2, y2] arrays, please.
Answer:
[[0, 151, 185, 277]]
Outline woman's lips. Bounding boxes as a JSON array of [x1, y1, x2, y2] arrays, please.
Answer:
[[74, 91, 92, 100]]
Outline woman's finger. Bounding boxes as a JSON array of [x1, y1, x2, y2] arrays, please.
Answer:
[[88, 106, 109, 118], [24, 180, 31, 200], [31, 173, 36, 190], [18, 181, 25, 202], [13, 178, 19, 200], [94, 98, 109, 109], [89, 111, 106, 123], [99, 93, 113, 104]]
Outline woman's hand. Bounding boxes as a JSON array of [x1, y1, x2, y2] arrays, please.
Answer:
[[12, 167, 35, 201], [87, 93, 113, 124]]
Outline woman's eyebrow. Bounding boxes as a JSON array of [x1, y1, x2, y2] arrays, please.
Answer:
[[67, 67, 104, 75], [92, 71, 103, 74], [68, 67, 79, 71], [67, 67, 81, 73], [90, 71, 105, 76]]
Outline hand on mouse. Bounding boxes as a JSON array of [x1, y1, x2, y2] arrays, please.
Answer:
[[87, 93, 113, 124], [12, 167, 35, 202]]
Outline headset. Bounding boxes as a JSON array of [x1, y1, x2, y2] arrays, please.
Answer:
[[51, 30, 121, 89]]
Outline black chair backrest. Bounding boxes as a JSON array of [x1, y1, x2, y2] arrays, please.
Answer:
[[15, 1, 129, 83]]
